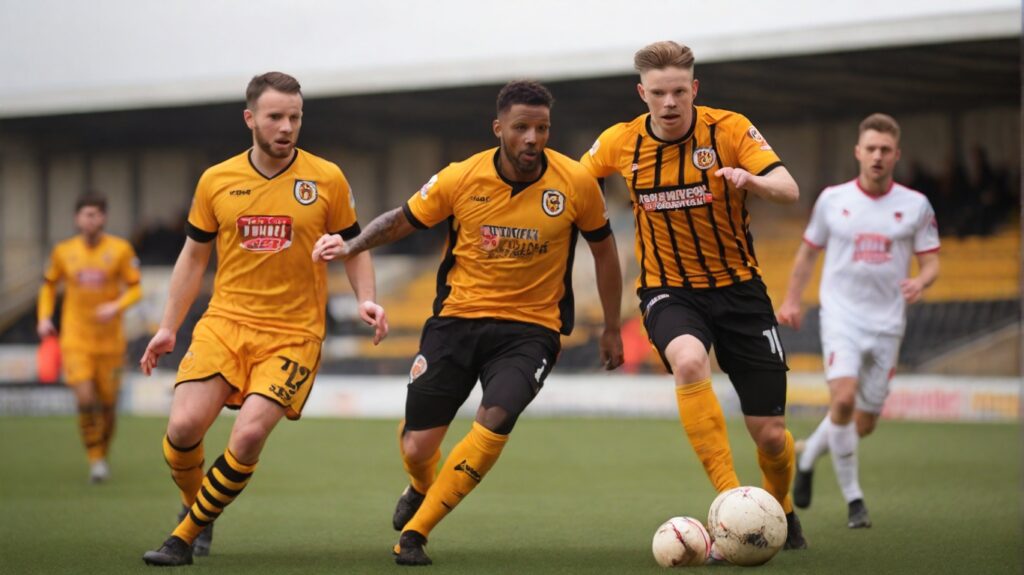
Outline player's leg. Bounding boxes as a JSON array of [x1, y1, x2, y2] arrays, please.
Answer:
[[63, 350, 106, 481], [94, 355, 124, 466], [642, 289, 740, 493], [398, 320, 557, 566], [793, 415, 829, 508]]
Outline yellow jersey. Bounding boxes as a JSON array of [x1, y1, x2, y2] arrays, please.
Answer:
[[404, 148, 611, 335], [581, 107, 783, 290], [187, 148, 360, 341], [42, 234, 140, 353]]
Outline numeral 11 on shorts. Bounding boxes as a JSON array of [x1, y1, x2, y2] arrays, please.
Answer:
[[762, 327, 784, 362]]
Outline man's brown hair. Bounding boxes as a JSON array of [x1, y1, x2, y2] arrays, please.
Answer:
[[634, 41, 695, 73], [859, 113, 901, 141], [75, 192, 107, 213], [246, 72, 302, 109]]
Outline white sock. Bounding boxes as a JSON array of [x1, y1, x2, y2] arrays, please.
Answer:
[[827, 419, 863, 503], [798, 415, 831, 472]]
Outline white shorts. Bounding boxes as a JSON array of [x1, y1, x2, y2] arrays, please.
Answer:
[[820, 319, 902, 413]]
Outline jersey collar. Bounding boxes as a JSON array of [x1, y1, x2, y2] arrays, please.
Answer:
[[492, 148, 548, 197], [247, 148, 299, 180], [644, 107, 697, 145]]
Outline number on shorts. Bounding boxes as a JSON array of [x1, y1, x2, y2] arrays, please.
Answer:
[[762, 327, 785, 362]]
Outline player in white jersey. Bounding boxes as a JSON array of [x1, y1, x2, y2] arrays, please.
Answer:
[[777, 113, 940, 528]]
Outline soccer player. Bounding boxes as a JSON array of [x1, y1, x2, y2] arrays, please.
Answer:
[[777, 113, 940, 528], [138, 72, 388, 566], [312, 80, 625, 566], [579, 41, 807, 549], [37, 193, 142, 484]]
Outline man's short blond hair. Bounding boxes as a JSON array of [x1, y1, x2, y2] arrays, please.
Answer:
[[634, 41, 695, 73], [859, 113, 901, 141]]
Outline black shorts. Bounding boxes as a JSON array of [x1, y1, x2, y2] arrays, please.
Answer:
[[639, 278, 788, 416], [403, 316, 560, 431]]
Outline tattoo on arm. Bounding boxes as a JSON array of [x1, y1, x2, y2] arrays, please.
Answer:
[[346, 207, 412, 255]]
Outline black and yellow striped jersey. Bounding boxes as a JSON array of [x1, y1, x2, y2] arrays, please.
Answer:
[[404, 147, 611, 335], [581, 107, 783, 291]]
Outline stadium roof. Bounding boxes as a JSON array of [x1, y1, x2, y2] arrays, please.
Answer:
[[0, 0, 1019, 119]]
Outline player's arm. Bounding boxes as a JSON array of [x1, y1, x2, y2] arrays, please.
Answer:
[[901, 251, 939, 304], [139, 238, 213, 374], [776, 241, 822, 330], [312, 207, 417, 263], [715, 165, 799, 204], [586, 233, 624, 370], [36, 280, 58, 339], [342, 250, 389, 345]]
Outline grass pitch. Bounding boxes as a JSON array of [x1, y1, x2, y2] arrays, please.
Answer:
[[0, 415, 1019, 574]]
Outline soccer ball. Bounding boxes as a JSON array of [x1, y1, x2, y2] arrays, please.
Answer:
[[651, 516, 711, 567], [706, 486, 786, 566]]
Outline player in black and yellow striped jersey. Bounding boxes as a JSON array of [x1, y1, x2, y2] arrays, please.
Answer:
[[140, 72, 388, 567], [581, 41, 808, 550], [314, 80, 625, 566]]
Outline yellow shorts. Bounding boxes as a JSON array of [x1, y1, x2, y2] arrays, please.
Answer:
[[62, 349, 124, 405], [176, 315, 322, 420]]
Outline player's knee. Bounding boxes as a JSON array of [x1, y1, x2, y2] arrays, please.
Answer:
[[229, 422, 270, 458], [476, 405, 517, 435], [670, 352, 707, 382], [856, 417, 876, 437], [832, 395, 856, 420], [401, 435, 436, 462], [166, 414, 205, 447], [753, 422, 787, 453]]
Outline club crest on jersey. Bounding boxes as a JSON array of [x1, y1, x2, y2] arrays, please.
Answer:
[[747, 125, 772, 150], [420, 174, 438, 199], [409, 354, 428, 382], [692, 147, 717, 170], [542, 189, 565, 217], [294, 180, 318, 205], [237, 215, 293, 252]]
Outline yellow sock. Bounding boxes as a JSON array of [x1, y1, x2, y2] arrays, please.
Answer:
[[676, 379, 740, 492], [758, 429, 795, 513], [172, 449, 256, 544], [403, 422, 507, 539], [163, 435, 205, 507], [78, 403, 104, 463]]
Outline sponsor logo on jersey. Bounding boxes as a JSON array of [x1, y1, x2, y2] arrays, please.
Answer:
[[409, 354, 428, 382], [419, 174, 438, 199], [542, 189, 565, 216], [637, 183, 713, 212], [692, 147, 717, 170], [479, 225, 547, 258], [294, 180, 318, 205], [470, 195, 490, 203], [229, 189, 251, 196], [237, 215, 293, 252], [75, 268, 107, 287], [853, 233, 892, 264]]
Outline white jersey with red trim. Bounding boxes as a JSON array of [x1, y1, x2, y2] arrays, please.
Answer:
[[803, 179, 940, 336]]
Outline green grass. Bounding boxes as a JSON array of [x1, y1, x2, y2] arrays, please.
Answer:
[[0, 415, 1019, 574]]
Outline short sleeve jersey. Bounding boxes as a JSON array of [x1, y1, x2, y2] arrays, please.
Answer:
[[187, 149, 360, 341], [804, 180, 940, 336], [404, 148, 611, 335], [581, 107, 782, 291], [43, 234, 141, 353]]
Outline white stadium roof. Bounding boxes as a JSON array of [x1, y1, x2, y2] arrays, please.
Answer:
[[0, 0, 1019, 118]]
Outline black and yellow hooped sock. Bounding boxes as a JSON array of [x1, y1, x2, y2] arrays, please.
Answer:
[[78, 403, 104, 463], [172, 449, 256, 544]]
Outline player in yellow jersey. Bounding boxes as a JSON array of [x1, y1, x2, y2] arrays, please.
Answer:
[[139, 72, 388, 567], [580, 41, 808, 551], [37, 192, 142, 484], [313, 80, 625, 566]]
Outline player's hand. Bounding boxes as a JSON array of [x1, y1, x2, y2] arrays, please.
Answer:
[[714, 167, 754, 190], [36, 318, 57, 340], [776, 301, 803, 330], [900, 277, 926, 304], [312, 233, 348, 263], [358, 300, 389, 345], [95, 302, 120, 323], [140, 328, 176, 376], [600, 327, 624, 371]]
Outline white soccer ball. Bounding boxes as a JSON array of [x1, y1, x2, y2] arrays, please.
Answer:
[[706, 486, 787, 566], [651, 516, 711, 567]]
